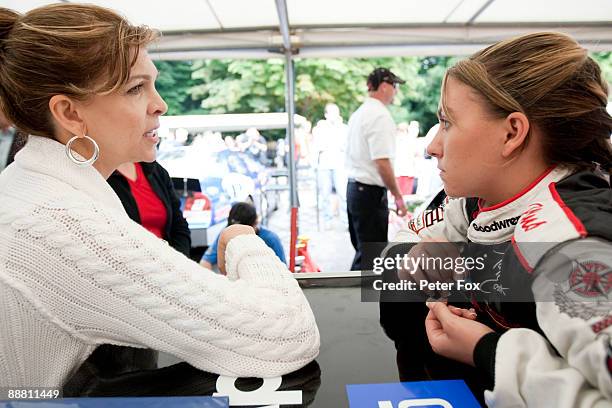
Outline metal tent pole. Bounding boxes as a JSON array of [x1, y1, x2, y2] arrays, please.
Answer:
[[275, 0, 299, 272], [285, 57, 299, 272]]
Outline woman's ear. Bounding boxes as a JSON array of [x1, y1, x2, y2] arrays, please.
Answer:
[[501, 112, 530, 158], [48, 95, 85, 142]]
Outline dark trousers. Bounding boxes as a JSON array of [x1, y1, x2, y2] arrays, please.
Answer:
[[379, 265, 492, 405], [346, 180, 388, 270]]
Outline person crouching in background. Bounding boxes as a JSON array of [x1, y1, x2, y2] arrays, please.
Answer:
[[201, 201, 286, 272]]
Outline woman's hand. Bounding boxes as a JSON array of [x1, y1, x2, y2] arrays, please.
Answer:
[[425, 301, 493, 366], [217, 224, 256, 275]]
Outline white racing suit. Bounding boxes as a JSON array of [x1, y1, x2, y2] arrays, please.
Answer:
[[391, 166, 612, 407]]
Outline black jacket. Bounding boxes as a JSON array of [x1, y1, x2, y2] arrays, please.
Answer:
[[5, 130, 27, 167], [107, 161, 191, 257]]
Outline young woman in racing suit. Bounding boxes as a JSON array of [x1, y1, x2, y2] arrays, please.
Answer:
[[383, 32, 612, 407]]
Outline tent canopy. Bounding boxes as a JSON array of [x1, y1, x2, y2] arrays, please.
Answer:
[[10, 0, 612, 59]]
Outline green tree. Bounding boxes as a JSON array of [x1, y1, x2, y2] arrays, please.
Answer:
[[155, 52, 612, 141], [295, 57, 423, 126], [156, 56, 463, 138], [188, 57, 427, 125], [294, 57, 370, 122], [153, 60, 200, 115], [592, 52, 612, 91], [190, 59, 287, 114], [405, 56, 459, 134]]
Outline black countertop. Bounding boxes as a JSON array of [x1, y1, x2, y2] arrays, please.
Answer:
[[63, 274, 483, 407]]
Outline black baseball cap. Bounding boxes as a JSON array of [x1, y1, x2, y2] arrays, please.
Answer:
[[367, 67, 405, 90]]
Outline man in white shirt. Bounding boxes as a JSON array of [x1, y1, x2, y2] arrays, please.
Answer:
[[345, 68, 407, 270]]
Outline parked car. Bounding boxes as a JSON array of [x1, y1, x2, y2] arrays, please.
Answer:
[[157, 145, 277, 247]]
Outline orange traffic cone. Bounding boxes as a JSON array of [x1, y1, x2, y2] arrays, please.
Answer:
[[295, 235, 321, 273]]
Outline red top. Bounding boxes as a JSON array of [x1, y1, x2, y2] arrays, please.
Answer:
[[125, 163, 167, 239]]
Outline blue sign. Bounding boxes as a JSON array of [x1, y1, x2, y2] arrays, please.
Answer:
[[0, 396, 229, 408], [346, 380, 480, 408]]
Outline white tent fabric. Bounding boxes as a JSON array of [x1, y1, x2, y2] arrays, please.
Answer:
[[8, 0, 612, 59]]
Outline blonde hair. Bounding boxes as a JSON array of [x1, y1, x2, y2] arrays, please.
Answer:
[[442, 32, 612, 171], [0, 4, 159, 138]]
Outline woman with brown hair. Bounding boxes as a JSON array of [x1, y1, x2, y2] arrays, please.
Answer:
[[0, 4, 319, 388], [388, 32, 612, 406]]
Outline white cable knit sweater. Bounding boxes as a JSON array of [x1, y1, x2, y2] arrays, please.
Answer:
[[0, 136, 320, 388]]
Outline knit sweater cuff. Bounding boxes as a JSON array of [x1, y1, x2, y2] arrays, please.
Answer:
[[225, 234, 288, 281]]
